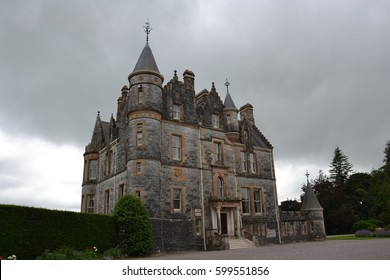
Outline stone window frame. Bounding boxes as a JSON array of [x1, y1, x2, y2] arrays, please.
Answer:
[[212, 114, 220, 129], [134, 187, 144, 203], [88, 159, 97, 180], [216, 176, 224, 197], [118, 184, 125, 199], [84, 194, 95, 213], [241, 186, 266, 216], [135, 122, 144, 147], [135, 160, 144, 176], [241, 187, 251, 215], [253, 188, 265, 215], [170, 186, 186, 213], [212, 138, 224, 164], [172, 104, 181, 121], [249, 152, 257, 174], [104, 189, 110, 215], [195, 218, 202, 236], [138, 90, 143, 104], [169, 132, 186, 162], [240, 151, 247, 172]]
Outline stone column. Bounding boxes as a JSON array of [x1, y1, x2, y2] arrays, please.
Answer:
[[236, 207, 241, 237], [216, 207, 221, 234]]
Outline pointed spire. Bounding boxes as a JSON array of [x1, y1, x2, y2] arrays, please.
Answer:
[[132, 20, 160, 74], [85, 111, 106, 153], [223, 79, 237, 109]]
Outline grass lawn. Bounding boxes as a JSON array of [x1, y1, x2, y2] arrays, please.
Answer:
[[327, 234, 390, 240]]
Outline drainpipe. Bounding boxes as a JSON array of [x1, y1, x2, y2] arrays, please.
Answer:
[[270, 150, 281, 244], [198, 123, 207, 251]]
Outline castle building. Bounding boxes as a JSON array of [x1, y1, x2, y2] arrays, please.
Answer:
[[81, 25, 325, 251]]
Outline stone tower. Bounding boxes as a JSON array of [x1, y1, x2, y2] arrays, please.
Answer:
[[125, 24, 164, 220]]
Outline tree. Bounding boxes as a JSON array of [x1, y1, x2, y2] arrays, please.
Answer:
[[329, 147, 354, 185], [112, 195, 153, 257], [280, 199, 301, 211], [345, 172, 371, 221], [381, 140, 390, 178]]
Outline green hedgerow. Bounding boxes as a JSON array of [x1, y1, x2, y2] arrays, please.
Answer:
[[112, 195, 153, 257]]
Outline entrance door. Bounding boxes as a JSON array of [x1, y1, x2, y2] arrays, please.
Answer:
[[220, 213, 228, 234]]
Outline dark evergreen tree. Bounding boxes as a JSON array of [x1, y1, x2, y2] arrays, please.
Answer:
[[345, 172, 371, 221], [329, 147, 354, 184]]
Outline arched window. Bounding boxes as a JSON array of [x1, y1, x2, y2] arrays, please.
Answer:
[[216, 177, 224, 197]]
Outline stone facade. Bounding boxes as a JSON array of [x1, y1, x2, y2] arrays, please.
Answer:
[[81, 37, 325, 252]]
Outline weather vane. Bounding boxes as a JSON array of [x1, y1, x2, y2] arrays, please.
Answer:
[[225, 78, 230, 93], [144, 19, 152, 42]]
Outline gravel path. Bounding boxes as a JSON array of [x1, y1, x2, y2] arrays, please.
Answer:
[[143, 239, 390, 260]]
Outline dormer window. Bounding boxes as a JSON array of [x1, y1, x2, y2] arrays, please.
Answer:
[[212, 114, 219, 128], [173, 104, 180, 120], [250, 153, 257, 174]]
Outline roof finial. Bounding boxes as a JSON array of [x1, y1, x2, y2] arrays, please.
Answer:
[[305, 170, 310, 184], [144, 19, 152, 43], [225, 78, 230, 94]]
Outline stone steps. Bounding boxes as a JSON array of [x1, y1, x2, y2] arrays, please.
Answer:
[[229, 237, 255, 250]]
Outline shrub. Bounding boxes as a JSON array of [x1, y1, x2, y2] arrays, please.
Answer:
[[36, 246, 98, 260], [375, 230, 390, 237], [354, 230, 374, 237], [0, 204, 116, 259], [352, 219, 384, 232], [113, 195, 153, 257]]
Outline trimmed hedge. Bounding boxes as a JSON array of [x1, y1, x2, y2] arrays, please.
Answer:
[[0, 205, 117, 259]]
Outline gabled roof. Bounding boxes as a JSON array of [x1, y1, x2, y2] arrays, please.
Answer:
[[250, 126, 273, 149], [133, 42, 160, 73]]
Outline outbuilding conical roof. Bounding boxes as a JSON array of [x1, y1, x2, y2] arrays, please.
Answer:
[[301, 181, 323, 211]]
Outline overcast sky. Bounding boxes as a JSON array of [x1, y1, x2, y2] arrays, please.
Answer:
[[1, 0, 389, 212]]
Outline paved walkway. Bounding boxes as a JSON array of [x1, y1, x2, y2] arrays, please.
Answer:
[[143, 239, 390, 260]]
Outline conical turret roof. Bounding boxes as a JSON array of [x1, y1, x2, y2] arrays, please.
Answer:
[[224, 92, 237, 109], [133, 42, 160, 73]]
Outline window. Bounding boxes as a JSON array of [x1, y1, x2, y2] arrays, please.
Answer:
[[242, 188, 250, 214], [136, 124, 143, 146], [254, 189, 262, 214], [195, 219, 202, 236], [118, 184, 125, 199], [104, 190, 110, 214], [172, 135, 181, 160], [173, 189, 182, 211], [216, 177, 223, 197], [226, 114, 231, 127], [136, 162, 142, 175], [241, 152, 247, 172], [138, 91, 143, 104], [173, 104, 180, 120], [86, 195, 94, 213], [107, 150, 113, 175], [212, 114, 219, 128], [244, 130, 248, 140], [135, 190, 141, 200], [250, 153, 257, 174], [89, 160, 97, 180], [213, 142, 222, 162]]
